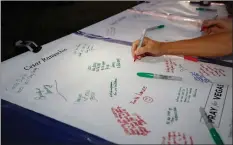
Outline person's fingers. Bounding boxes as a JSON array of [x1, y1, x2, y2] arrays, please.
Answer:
[[202, 19, 220, 27], [209, 32, 214, 35], [207, 28, 212, 35], [132, 40, 140, 50], [135, 46, 148, 56], [202, 27, 208, 34], [209, 26, 224, 33], [133, 37, 150, 56], [142, 37, 151, 46], [131, 40, 140, 57]]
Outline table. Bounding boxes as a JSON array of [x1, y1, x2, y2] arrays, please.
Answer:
[[1, 1, 231, 144]]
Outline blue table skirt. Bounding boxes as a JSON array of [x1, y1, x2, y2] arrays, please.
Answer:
[[1, 100, 114, 145]]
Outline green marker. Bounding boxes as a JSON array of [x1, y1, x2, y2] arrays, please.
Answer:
[[137, 72, 182, 81], [199, 107, 224, 145], [146, 25, 165, 32], [196, 7, 217, 12]]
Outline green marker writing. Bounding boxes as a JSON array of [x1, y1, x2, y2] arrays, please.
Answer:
[[199, 107, 224, 145], [137, 72, 182, 81]]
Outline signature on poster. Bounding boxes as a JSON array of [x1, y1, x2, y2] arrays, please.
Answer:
[[88, 58, 121, 72], [74, 90, 97, 103], [106, 27, 116, 36], [190, 72, 211, 83], [35, 80, 67, 101], [229, 117, 232, 138], [165, 58, 177, 73], [166, 107, 178, 125], [130, 86, 147, 104], [110, 16, 126, 25], [176, 87, 197, 103], [74, 43, 94, 57], [110, 78, 118, 97], [178, 64, 188, 72], [6, 67, 39, 93], [199, 63, 226, 77]]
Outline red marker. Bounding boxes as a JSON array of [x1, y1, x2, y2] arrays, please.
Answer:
[[201, 14, 218, 32], [200, 26, 208, 32], [184, 56, 232, 68], [134, 55, 138, 62]]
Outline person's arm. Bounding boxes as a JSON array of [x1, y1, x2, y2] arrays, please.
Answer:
[[160, 32, 232, 57], [132, 32, 232, 58]]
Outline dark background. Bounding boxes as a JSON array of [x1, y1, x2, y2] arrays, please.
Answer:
[[1, 1, 139, 62], [1, 1, 232, 62]]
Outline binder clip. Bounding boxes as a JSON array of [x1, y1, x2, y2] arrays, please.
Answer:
[[15, 40, 42, 53]]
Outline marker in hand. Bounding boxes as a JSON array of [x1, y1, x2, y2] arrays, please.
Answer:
[[134, 29, 147, 62], [201, 14, 218, 32], [134, 25, 165, 62]]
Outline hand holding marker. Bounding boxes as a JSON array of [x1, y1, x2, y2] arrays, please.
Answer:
[[201, 14, 218, 32], [134, 25, 165, 62]]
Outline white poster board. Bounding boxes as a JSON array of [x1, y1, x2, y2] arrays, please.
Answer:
[[1, 34, 232, 144], [132, 1, 228, 20], [81, 10, 202, 43]]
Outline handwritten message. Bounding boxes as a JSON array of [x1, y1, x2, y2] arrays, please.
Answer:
[[111, 106, 150, 136], [35, 80, 67, 101], [110, 16, 127, 25], [132, 13, 142, 19], [106, 27, 116, 36], [74, 43, 94, 57], [6, 67, 39, 93], [166, 107, 178, 125], [161, 131, 194, 145], [176, 87, 197, 103], [190, 72, 211, 83], [88, 58, 121, 72], [229, 117, 232, 138], [201, 84, 228, 127], [165, 58, 177, 73], [24, 48, 67, 70], [110, 78, 118, 97], [199, 64, 226, 77], [74, 90, 97, 103], [178, 64, 188, 72], [130, 86, 147, 104]]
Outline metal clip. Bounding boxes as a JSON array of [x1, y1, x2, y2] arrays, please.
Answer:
[[15, 40, 42, 53]]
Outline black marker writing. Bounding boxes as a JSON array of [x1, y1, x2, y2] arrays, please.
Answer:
[[23, 48, 67, 70], [213, 84, 224, 99], [75, 90, 97, 103], [110, 16, 126, 25], [55, 80, 67, 101], [7, 68, 39, 93]]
